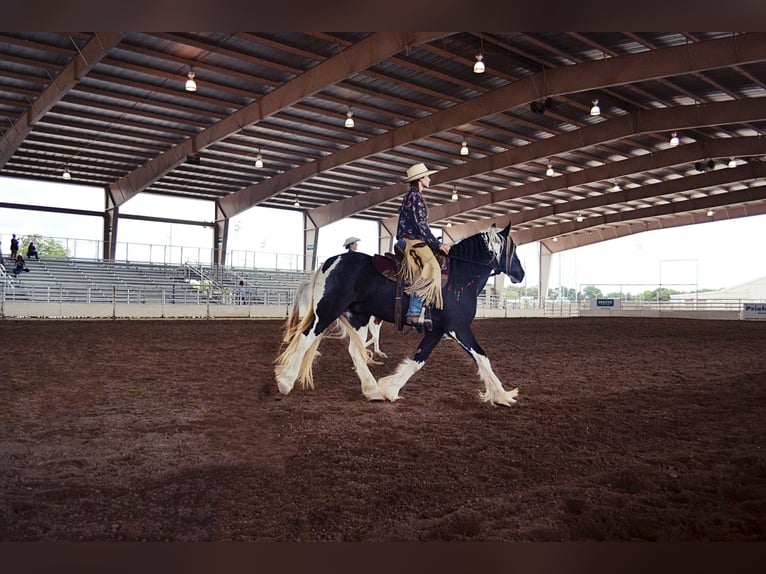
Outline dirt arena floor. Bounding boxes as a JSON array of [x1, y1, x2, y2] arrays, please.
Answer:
[[1, 316, 765, 541]]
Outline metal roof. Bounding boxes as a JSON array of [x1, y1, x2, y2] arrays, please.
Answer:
[[1, 32, 765, 256]]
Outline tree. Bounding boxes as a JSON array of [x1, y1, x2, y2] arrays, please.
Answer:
[[582, 285, 603, 300], [19, 234, 69, 258]]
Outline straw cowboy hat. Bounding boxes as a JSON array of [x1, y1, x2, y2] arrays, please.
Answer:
[[343, 236, 361, 248], [404, 162, 438, 183]]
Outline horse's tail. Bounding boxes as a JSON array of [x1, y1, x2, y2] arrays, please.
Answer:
[[275, 305, 322, 389], [283, 280, 310, 343]]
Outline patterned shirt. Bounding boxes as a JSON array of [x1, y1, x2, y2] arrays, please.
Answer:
[[396, 182, 441, 250]]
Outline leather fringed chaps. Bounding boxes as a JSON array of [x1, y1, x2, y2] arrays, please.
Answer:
[[401, 239, 443, 310]]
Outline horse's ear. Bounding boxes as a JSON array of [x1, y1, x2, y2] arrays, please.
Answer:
[[490, 223, 497, 229]]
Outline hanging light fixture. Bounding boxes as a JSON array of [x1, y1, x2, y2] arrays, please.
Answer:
[[706, 209, 714, 217], [611, 181, 621, 192], [254, 150, 263, 169], [590, 99, 600, 116], [451, 187, 459, 202], [293, 194, 300, 208], [460, 140, 469, 156], [669, 132, 679, 147], [446, 222, 453, 228], [546, 163, 554, 177], [728, 157, 736, 168], [344, 108, 354, 128], [473, 53, 485, 74], [185, 69, 197, 92], [576, 213, 584, 222], [62, 167, 71, 180]]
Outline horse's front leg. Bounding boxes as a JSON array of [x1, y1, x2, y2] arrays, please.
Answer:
[[378, 329, 443, 402], [447, 325, 518, 406]]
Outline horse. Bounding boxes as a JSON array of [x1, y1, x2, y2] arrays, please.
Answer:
[[275, 222, 525, 406], [287, 281, 388, 359]]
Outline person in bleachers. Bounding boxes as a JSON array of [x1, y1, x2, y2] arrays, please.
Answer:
[[237, 280, 248, 305], [10, 233, 19, 260], [26, 242, 39, 260], [12, 254, 29, 277]]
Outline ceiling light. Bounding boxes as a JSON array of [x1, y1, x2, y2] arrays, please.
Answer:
[[728, 157, 736, 168], [446, 222, 453, 228], [254, 150, 263, 169], [669, 132, 679, 147], [552, 236, 558, 242], [460, 141, 469, 156], [473, 54, 485, 74], [62, 167, 71, 180], [185, 69, 197, 92], [344, 109, 354, 128], [612, 182, 621, 192], [576, 214, 584, 222], [451, 187, 458, 202], [707, 209, 714, 217], [590, 99, 600, 116], [546, 163, 554, 177], [293, 196, 300, 208]]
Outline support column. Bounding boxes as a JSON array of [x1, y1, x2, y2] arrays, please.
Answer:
[[378, 220, 395, 255], [103, 189, 118, 261], [539, 241, 554, 306], [214, 204, 228, 266], [303, 212, 317, 271]]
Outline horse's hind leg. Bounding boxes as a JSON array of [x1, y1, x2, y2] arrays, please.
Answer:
[[366, 317, 387, 358], [448, 325, 518, 406], [339, 319, 384, 401]]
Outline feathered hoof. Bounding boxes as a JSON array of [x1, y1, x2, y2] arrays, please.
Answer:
[[276, 377, 294, 395], [378, 379, 401, 402]]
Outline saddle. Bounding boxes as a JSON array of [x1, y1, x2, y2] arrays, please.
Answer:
[[372, 246, 448, 331]]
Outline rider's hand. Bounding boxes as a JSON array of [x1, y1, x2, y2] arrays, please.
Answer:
[[440, 243, 451, 254]]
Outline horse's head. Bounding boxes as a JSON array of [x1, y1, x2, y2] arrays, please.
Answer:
[[498, 223, 525, 284]]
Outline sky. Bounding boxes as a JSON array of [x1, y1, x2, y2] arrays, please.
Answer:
[[1, 175, 765, 294]]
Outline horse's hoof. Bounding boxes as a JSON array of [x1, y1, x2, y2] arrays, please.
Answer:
[[276, 378, 294, 395], [365, 390, 386, 402]]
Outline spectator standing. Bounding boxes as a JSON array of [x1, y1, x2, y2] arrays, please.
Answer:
[[237, 280, 248, 305], [26, 242, 39, 260], [10, 234, 19, 259]]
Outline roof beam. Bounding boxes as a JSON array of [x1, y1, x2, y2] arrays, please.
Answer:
[[431, 135, 766, 221], [0, 32, 125, 168], [220, 32, 766, 218], [519, 184, 766, 249], [365, 99, 766, 231], [107, 32, 450, 207], [444, 163, 766, 247]]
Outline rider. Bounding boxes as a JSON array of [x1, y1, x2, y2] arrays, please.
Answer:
[[396, 162, 451, 331]]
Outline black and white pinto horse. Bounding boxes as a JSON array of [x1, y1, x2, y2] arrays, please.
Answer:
[[287, 280, 388, 359], [275, 222, 525, 406]]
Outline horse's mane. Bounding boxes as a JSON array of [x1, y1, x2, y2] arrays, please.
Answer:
[[450, 227, 502, 265]]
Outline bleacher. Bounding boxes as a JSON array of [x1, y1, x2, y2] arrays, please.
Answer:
[[1, 256, 313, 306], [2, 257, 204, 304], [189, 264, 313, 305]]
